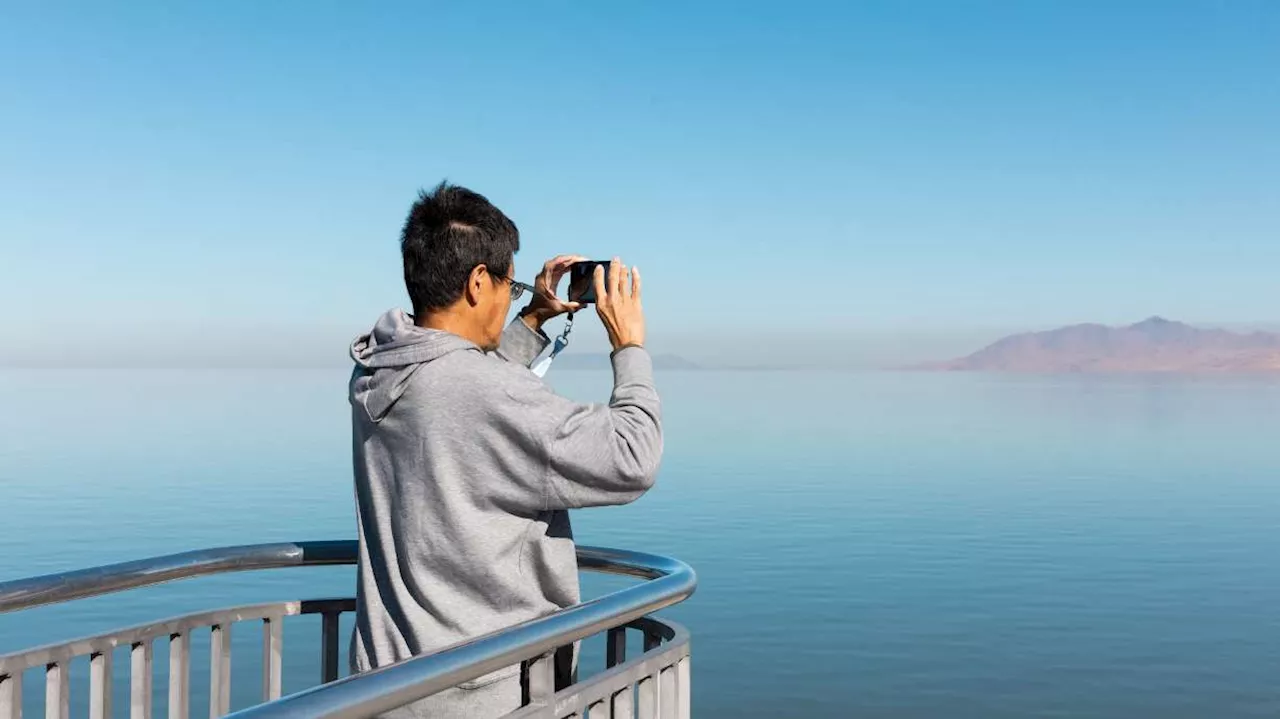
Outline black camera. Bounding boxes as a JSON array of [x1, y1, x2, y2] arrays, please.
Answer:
[[567, 260, 610, 304]]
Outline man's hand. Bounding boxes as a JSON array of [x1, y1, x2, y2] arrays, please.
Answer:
[[520, 254, 587, 330], [594, 258, 645, 351]]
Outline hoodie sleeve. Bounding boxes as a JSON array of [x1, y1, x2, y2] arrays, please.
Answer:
[[492, 318, 550, 368], [500, 346, 662, 509]]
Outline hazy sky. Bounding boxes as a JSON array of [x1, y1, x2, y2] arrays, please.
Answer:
[[2, 2, 1277, 367]]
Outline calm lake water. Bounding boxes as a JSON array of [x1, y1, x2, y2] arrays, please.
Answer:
[[2, 368, 1279, 718]]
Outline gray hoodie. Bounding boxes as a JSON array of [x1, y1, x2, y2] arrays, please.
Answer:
[[348, 309, 661, 718]]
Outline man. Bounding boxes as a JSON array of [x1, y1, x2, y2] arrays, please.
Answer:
[[348, 182, 660, 718]]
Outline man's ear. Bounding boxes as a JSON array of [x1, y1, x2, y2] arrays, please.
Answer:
[[463, 265, 488, 307]]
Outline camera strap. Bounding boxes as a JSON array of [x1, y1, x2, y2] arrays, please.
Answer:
[[530, 312, 573, 379]]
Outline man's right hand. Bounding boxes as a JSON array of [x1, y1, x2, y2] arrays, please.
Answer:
[[593, 258, 645, 351]]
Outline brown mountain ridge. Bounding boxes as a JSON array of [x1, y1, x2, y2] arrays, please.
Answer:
[[922, 317, 1280, 373]]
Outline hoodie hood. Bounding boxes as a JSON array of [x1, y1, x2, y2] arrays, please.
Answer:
[[350, 309, 478, 422]]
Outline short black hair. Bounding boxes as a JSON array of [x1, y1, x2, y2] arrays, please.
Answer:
[[400, 181, 520, 313]]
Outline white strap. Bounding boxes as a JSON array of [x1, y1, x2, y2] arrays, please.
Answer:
[[531, 314, 573, 378]]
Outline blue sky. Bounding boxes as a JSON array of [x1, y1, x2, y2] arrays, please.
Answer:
[[2, 2, 1277, 366]]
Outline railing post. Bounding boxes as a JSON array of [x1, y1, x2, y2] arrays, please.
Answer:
[[612, 685, 635, 719], [606, 627, 627, 669], [44, 662, 68, 719], [320, 612, 340, 684], [520, 652, 555, 712], [169, 632, 190, 719], [90, 651, 113, 719], [130, 641, 153, 719], [1, 672, 22, 719], [210, 624, 232, 718], [658, 666, 677, 719], [606, 625, 635, 719], [261, 618, 283, 702], [677, 656, 691, 719], [636, 673, 657, 719], [643, 628, 662, 653]]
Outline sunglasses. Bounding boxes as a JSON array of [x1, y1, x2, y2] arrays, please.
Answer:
[[489, 270, 537, 302]]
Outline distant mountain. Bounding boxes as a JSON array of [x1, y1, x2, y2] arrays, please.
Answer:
[[921, 317, 1280, 373], [550, 353, 702, 371]]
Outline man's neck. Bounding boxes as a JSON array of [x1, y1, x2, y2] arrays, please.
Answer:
[[415, 309, 485, 346]]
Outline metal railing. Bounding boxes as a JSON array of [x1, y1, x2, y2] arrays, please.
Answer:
[[0, 541, 696, 719]]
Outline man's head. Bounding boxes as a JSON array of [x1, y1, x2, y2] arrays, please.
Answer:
[[401, 182, 520, 350]]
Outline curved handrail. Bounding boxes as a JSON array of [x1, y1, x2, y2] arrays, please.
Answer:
[[0, 541, 697, 719], [0, 540, 354, 614], [0, 541, 693, 616]]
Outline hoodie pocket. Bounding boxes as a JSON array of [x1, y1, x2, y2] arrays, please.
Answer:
[[456, 664, 520, 690]]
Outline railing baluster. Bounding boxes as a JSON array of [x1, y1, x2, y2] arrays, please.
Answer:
[[586, 700, 605, 718], [520, 652, 554, 710], [261, 618, 282, 702], [320, 612, 340, 684], [611, 685, 635, 719], [90, 651, 113, 719], [1, 672, 22, 719], [676, 657, 690, 719], [44, 662, 69, 719], [636, 674, 657, 719], [606, 627, 626, 669], [209, 624, 232, 718], [658, 667, 676, 719], [169, 632, 190, 719], [130, 641, 153, 719]]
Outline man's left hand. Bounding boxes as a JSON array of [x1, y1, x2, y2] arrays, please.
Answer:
[[520, 254, 586, 330]]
